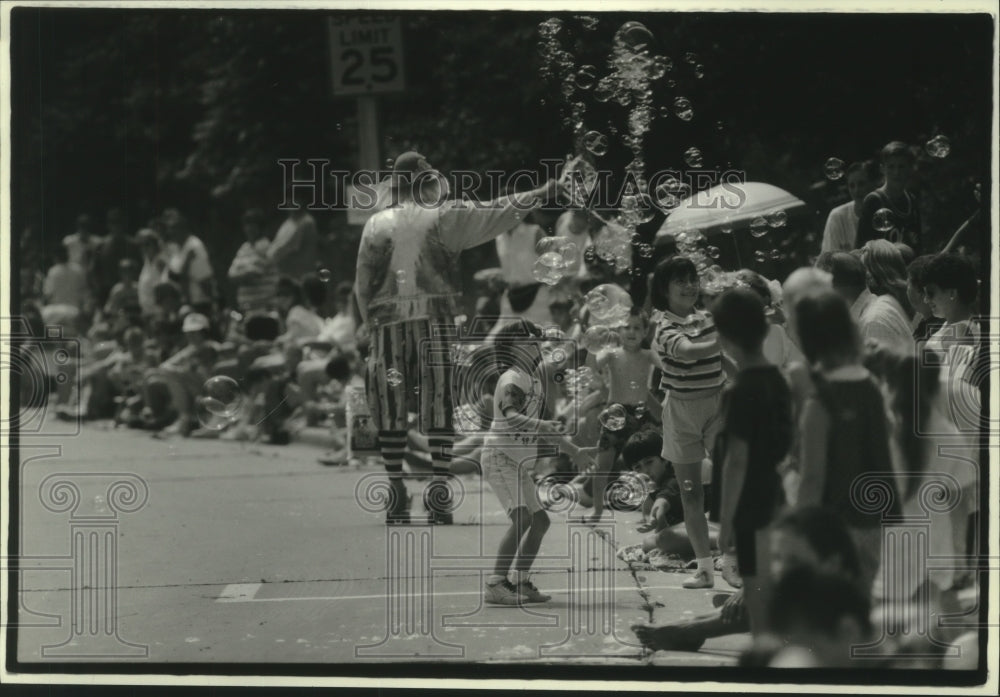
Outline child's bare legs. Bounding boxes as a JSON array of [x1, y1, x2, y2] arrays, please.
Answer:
[[674, 460, 713, 588], [513, 509, 551, 574], [492, 507, 527, 579], [493, 506, 550, 578]]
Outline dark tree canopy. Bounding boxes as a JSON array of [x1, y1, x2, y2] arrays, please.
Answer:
[[10, 8, 993, 281]]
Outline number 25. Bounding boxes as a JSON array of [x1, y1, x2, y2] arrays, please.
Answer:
[[341, 47, 398, 85]]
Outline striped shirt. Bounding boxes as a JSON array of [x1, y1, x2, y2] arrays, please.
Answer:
[[651, 308, 725, 394]]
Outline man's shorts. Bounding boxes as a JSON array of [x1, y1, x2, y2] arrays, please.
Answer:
[[597, 403, 656, 460], [366, 318, 455, 434], [482, 447, 543, 515], [660, 387, 723, 465]]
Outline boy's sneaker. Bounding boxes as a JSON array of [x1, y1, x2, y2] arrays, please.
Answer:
[[682, 569, 714, 589], [484, 579, 530, 606], [515, 579, 551, 603]]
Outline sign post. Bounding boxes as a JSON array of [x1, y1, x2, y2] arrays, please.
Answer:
[[328, 15, 405, 225]]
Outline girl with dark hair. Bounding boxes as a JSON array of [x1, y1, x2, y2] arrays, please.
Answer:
[[794, 289, 899, 595], [649, 255, 726, 589]]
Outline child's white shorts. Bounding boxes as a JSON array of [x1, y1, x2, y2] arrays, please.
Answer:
[[660, 387, 723, 465], [482, 447, 543, 515]]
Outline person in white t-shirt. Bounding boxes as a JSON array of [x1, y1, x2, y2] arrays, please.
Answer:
[[490, 212, 555, 336], [820, 160, 880, 254], [62, 213, 103, 271], [43, 243, 92, 313], [163, 208, 214, 310]]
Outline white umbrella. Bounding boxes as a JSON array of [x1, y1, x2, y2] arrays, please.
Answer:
[[655, 181, 806, 241]]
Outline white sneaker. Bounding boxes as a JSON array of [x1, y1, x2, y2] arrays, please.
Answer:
[[484, 579, 530, 606], [682, 569, 714, 589]]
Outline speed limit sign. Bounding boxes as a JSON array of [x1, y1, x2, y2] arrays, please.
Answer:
[[328, 15, 405, 96]]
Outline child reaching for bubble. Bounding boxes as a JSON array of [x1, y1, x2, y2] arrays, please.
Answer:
[[481, 320, 597, 606], [649, 255, 726, 589], [575, 306, 658, 524]]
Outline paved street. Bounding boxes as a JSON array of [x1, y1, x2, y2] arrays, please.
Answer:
[[13, 413, 748, 667]]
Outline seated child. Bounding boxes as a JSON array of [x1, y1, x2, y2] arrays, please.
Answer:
[[623, 429, 718, 557]]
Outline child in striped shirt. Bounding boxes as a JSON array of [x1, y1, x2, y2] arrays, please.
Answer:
[[649, 255, 727, 589]]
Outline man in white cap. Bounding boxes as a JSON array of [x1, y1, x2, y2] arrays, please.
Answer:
[[356, 151, 574, 524], [143, 312, 215, 435]]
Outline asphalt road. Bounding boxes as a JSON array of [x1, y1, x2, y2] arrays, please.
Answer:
[[11, 413, 748, 668]]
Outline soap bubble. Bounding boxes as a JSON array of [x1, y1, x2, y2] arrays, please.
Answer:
[[628, 106, 653, 136], [615, 21, 654, 51], [925, 135, 951, 158], [555, 240, 578, 264], [583, 130, 610, 156], [536, 236, 560, 255], [395, 269, 406, 285], [684, 147, 704, 168], [195, 396, 232, 431], [202, 375, 243, 417], [585, 283, 633, 324], [719, 216, 734, 234], [317, 268, 332, 282], [823, 157, 845, 181], [873, 208, 895, 233], [684, 52, 698, 64], [766, 210, 787, 228], [575, 366, 595, 390], [753, 250, 767, 263], [602, 329, 623, 352], [385, 158, 394, 169], [637, 243, 654, 258], [599, 404, 628, 431], [575, 65, 597, 90], [655, 186, 682, 210], [386, 368, 404, 387], [582, 326, 610, 354], [694, 64, 705, 79], [673, 97, 694, 121], [538, 17, 563, 38], [769, 248, 783, 261], [750, 217, 769, 237], [707, 245, 721, 259], [648, 55, 669, 80], [594, 77, 615, 103], [578, 15, 599, 30], [533, 252, 567, 286]]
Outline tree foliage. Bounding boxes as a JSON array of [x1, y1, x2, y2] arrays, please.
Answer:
[[11, 8, 993, 274]]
